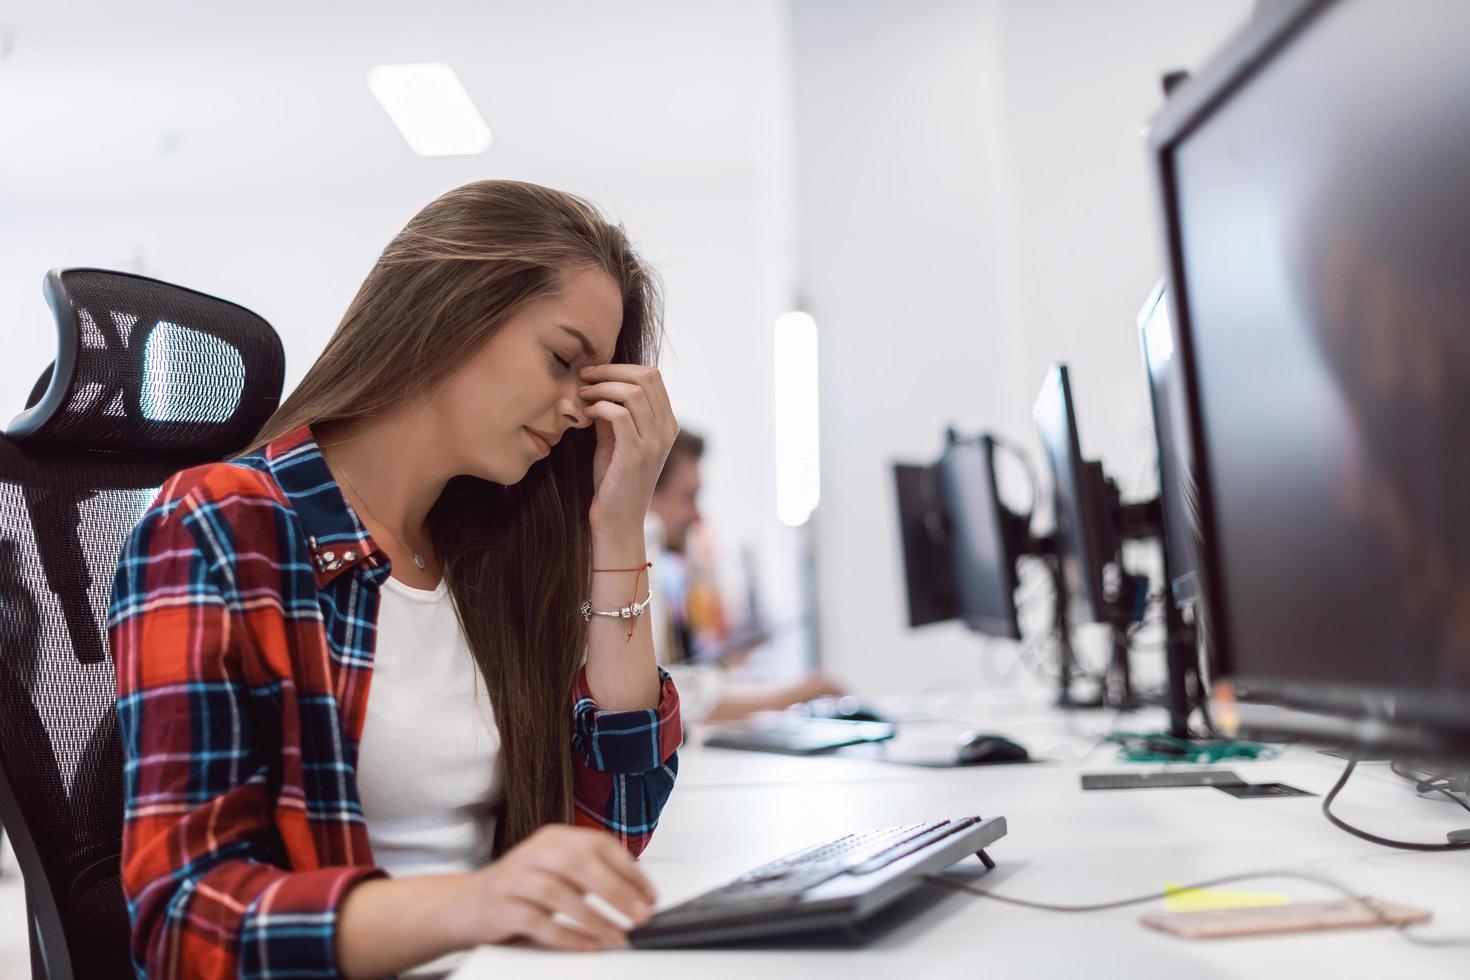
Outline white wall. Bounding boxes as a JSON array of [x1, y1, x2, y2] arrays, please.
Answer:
[[793, 0, 1254, 694], [2, 0, 1264, 696], [791, 0, 1016, 694], [0, 0, 807, 668], [990, 0, 1256, 491]]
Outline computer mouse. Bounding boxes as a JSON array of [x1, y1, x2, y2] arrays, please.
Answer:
[[954, 731, 1030, 766]]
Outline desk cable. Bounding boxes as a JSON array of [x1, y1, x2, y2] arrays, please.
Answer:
[[1389, 759, 1470, 814], [923, 868, 1470, 948], [1323, 755, 1470, 852]]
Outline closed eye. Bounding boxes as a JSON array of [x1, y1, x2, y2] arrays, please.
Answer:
[[551, 350, 574, 372]]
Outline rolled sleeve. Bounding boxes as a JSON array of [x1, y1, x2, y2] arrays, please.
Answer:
[[570, 667, 682, 855], [236, 865, 385, 979], [571, 666, 683, 773]]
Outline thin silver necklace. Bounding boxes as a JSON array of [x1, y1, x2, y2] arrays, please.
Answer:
[[335, 465, 427, 570]]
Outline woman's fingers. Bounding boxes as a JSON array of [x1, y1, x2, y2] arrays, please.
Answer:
[[530, 827, 658, 909], [584, 399, 642, 444], [534, 849, 654, 924], [515, 904, 607, 952], [593, 834, 659, 905], [578, 381, 658, 437], [579, 364, 675, 428], [507, 870, 627, 946]]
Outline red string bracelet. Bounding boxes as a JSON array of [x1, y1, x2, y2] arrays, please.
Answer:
[[592, 562, 653, 640]]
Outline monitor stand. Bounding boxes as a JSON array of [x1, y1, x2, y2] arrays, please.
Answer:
[[1103, 621, 1144, 711], [1046, 554, 1104, 709], [1095, 570, 1148, 712]]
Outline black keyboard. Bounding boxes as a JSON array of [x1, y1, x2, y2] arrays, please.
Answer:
[[630, 815, 1007, 948], [1081, 768, 1245, 790]]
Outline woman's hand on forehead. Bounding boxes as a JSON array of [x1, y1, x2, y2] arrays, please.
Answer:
[[577, 363, 678, 538]]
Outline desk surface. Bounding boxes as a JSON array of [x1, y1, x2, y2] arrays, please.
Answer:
[[451, 695, 1470, 979]]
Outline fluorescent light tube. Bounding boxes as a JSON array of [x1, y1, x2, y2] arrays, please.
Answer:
[[367, 63, 493, 157], [775, 310, 820, 527]]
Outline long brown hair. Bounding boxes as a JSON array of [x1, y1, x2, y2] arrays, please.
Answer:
[[247, 180, 662, 850]]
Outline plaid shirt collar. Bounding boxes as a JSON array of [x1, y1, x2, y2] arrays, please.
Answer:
[[244, 424, 385, 589]]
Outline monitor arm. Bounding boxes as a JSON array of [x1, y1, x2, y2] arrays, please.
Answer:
[[1103, 475, 1164, 543], [1029, 531, 1101, 709], [1101, 476, 1197, 734]]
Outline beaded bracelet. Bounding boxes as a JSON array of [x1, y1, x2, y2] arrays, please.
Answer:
[[579, 592, 654, 623], [585, 561, 653, 640]]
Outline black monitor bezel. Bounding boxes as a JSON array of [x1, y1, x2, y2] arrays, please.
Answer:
[[1146, 0, 1470, 755], [1147, 0, 1327, 681], [1136, 279, 1200, 609], [1033, 364, 1114, 625]]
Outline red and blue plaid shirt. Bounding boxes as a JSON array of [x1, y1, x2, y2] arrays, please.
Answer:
[[108, 425, 681, 978]]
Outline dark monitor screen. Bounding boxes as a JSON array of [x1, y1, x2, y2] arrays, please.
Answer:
[[1034, 365, 1112, 625], [1137, 281, 1202, 607], [892, 463, 958, 628], [937, 435, 1021, 639], [1153, 0, 1470, 750]]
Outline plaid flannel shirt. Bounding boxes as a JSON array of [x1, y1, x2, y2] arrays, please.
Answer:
[[108, 425, 682, 978]]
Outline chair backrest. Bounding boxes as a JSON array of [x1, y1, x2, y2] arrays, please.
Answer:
[[0, 268, 284, 979]]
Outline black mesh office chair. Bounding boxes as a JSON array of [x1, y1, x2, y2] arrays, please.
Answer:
[[0, 268, 285, 979]]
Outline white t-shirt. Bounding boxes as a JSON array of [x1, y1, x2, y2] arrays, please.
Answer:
[[356, 575, 504, 878]]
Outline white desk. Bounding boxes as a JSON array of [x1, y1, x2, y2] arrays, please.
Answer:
[[451, 695, 1470, 979]]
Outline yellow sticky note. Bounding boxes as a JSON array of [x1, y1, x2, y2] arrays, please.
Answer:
[[1163, 882, 1290, 912]]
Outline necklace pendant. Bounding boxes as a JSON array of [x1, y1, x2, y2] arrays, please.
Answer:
[[413, 553, 426, 570]]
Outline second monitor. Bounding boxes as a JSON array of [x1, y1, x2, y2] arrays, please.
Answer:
[[894, 430, 1100, 706], [893, 432, 1028, 640], [1032, 365, 1118, 628], [938, 432, 1027, 639], [1033, 362, 1163, 710]]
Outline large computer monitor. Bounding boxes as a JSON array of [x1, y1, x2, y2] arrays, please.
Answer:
[[1032, 365, 1115, 626], [892, 462, 958, 628], [892, 434, 1024, 639], [937, 434, 1023, 639], [1150, 0, 1470, 757], [1137, 281, 1202, 608]]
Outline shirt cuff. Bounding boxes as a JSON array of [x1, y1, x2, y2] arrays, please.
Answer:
[[571, 666, 683, 774], [238, 864, 386, 978]]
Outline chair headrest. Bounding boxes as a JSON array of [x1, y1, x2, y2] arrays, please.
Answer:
[[6, 268, 285, 457]]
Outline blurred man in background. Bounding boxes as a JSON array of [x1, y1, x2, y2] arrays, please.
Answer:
[[648, 430, 844, 723]]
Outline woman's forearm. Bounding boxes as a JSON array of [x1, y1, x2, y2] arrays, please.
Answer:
[[584, 529, 662, 711], [336, 873, 470, 979]]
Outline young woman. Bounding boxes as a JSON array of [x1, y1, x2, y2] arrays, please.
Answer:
[[109, 180, 683, 978]]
